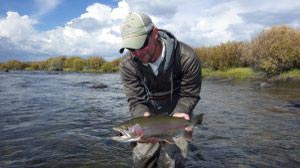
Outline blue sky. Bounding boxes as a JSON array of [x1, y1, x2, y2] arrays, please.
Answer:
[[0, 0, 300, 62], [1, 0, 117, 31]]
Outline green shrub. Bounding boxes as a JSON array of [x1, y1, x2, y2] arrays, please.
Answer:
[[279, 69, 300, 79], [202, 67, 255, 80]]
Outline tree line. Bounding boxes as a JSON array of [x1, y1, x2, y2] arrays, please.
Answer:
[[0, 56, 122, 73], [195, 25, 300, 76], [1, 25, 299, 76]]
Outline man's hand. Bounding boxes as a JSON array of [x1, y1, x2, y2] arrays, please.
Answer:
[[172, 112, 193, 132], [144, 111, 151, 117]]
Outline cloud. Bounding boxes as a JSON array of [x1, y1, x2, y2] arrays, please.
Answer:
[[125, 0, 300, 46], [0, 0, 130, 61], [33, 0, 61, 17], [240, 10, 300, 26], [0, 12, 37, 41], [0, 0, 300, 62]]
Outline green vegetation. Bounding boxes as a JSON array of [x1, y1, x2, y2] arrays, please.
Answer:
[[0, 56, 121, 74], [277, 69, 300, 80], [251, 26, 300, 76], [202, 68, 257, 80], [1, 25, 299, 81], [0, 60, 27, 70], [195, 25, 300, 78]]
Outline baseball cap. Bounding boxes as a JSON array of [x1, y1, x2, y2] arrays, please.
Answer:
[[119, 12, 154, 53]]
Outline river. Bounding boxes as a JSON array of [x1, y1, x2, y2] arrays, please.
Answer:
[[0, 71, 299, 168]]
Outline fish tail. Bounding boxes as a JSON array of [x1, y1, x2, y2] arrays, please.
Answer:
[[191, 113, 204, 127]]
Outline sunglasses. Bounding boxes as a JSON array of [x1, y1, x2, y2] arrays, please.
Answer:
[[128, 30, 153, 52]]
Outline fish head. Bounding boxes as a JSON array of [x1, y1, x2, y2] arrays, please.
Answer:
[[112, 124, 144, 142]]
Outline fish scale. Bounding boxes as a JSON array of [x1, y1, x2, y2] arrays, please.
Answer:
[[112, 114, 203, 143]]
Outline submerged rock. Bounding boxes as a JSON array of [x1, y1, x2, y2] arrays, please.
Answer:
[[287, 101, 300, 108], [91, 83, 108, 89], [260, 82, 272, 88], [251, 81, 272, 89]]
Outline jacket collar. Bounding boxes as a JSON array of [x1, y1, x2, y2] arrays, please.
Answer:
[[158, 29, 178, 72]]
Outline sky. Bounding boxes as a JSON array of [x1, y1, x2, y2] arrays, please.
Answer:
[[0, 0, 300, 62]]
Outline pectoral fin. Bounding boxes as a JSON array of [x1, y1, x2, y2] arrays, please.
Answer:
[[191, 113, 204, 127], [172, 137, 188, 158], [183, 131, 193, 141]]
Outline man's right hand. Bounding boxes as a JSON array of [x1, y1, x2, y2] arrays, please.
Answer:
[[144, 111, 151, 117]]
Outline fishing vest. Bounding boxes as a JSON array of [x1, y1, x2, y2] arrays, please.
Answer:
[[131, 42, 182, 103]]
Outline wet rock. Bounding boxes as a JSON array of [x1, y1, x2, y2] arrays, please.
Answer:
[[91, 83, 108, 89], [287, 101, 300, 108], [80, 81, 92, 85], [260, 82, 272, 88], [286, 77, 300, 82], [251, 81, 272, 89]]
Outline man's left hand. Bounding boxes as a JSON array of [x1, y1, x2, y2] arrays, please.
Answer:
[[172, 112, 193, 132]]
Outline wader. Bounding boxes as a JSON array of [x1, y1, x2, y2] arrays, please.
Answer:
[[133, 141, 188, 168], [132, 94, 189, 168]]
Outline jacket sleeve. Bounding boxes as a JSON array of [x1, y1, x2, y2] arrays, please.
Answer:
[[119, 58, 150, 117], [173, 46, 202, 115]]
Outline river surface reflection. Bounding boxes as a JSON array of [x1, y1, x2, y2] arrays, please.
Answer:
[[0, 71, 299, 167]]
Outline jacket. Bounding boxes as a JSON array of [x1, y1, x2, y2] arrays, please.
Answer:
[[119, 29, 201, 117]]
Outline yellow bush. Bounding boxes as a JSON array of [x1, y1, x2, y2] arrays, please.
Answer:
[[195, 41, 246, 70], [251, 25, 300, 76], [85, 56, 105, 70], [72, 58, 86, 71], [47, 56, 65, 71], [4, 60, 26, 70], [101, 62, 118, 73]]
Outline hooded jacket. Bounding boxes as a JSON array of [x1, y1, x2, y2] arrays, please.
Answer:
[[120, 29, 201, 117]]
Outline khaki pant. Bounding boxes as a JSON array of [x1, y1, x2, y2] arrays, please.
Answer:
[[132, 140, 188, 168]]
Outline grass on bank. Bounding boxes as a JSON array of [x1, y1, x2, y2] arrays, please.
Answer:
[[202, 67, 257, 80], [202, 68, 300, 81], [277, 69, 300, 80]]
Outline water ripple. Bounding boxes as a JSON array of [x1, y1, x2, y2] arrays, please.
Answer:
[[0, 72, 299, 168]]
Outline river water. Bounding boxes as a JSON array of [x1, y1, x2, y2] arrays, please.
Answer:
[[0, 71, 299, 168]]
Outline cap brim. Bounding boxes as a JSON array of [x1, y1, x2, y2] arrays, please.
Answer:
[[119, 34, 147, 54]]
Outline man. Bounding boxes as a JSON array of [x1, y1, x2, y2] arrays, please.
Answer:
[[119, 12, 201, 168]]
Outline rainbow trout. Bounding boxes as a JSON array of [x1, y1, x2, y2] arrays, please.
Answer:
[[112, 113, 203, 143]]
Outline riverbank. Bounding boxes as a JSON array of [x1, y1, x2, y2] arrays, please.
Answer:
[[202, 68, 300, 82], [2, 68, 300, 82]]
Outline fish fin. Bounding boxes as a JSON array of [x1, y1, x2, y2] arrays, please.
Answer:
[[183, 131, 193, 141], [164, 138, 175, 144], [172, 137, 188, 158], [191, 113, 204, 127]]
